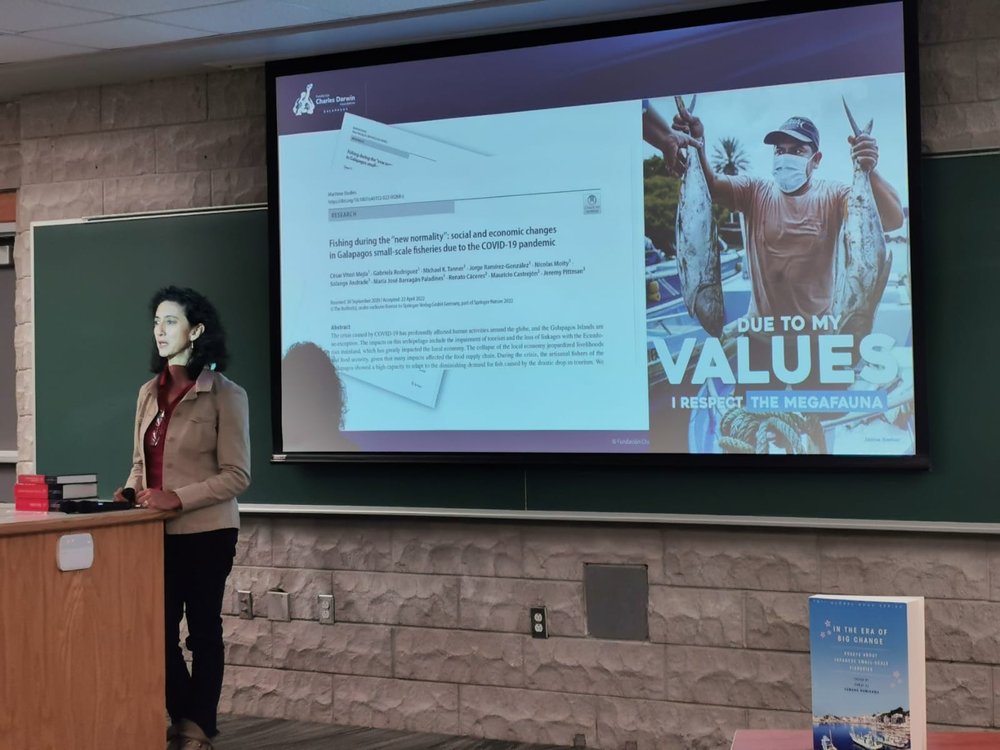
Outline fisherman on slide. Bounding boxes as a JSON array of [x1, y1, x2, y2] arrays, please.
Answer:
[[643, 98, 904, 388]]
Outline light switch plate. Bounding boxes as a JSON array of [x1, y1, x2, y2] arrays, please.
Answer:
[[237, 590, 254, 620]]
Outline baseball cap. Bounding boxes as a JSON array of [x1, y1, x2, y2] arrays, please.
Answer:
[[763, 116, 820, 149]]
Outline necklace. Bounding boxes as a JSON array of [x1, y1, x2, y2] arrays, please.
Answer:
[[148, 409, 166, 447]]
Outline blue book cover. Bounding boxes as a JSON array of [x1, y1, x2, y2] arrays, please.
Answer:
[[809, 596, 925, 750]]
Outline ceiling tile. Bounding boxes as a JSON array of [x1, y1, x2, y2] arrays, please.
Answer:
[[41, 0, 238, 16], [0, 0, 114, 32], [146, 0, 358, 34], [289, 0, 485, 16], [25, 17, 216, 48], [0, 0, 760, 100], [0, 33, 95, 63]]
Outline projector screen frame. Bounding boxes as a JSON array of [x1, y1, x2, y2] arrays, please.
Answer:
[[265, 0, 928, 469]]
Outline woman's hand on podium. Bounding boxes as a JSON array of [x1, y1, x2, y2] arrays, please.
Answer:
[[135, 488, 182, 511]]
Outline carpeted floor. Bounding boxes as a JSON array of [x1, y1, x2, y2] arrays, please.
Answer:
[[213, 716, 573, 750]]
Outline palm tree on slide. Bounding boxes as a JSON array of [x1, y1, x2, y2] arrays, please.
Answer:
[[711, 136, 749, 176], [711, 137, 750, 265]]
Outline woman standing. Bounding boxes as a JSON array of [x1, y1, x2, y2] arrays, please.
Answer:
[[116, 286, 250, 750]]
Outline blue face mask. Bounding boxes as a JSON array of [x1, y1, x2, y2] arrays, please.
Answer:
[[772, 153, 812, 193]]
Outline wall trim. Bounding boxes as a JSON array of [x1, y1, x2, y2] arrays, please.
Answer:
[[236, 503, 1000, 534]]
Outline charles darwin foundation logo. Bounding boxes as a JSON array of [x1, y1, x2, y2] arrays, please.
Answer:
[[293, 82, 359, 117], [292, 83, 316, 116]]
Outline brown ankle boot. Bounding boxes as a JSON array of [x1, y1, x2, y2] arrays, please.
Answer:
[[175, 719, 214, 750]]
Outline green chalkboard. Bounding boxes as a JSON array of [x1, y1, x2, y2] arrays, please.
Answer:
[[32, 210, 524, 512], [31, 153, 1000, 524]]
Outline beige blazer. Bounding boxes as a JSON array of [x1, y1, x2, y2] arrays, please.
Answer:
[[126, 369, 250, 534]]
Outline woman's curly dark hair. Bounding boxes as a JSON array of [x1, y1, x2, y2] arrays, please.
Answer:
[[149, 286, 229, 378]]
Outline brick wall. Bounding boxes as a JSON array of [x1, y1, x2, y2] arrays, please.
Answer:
[[6, 1, 1000, 748], [918, 0, 1000, 151], [8, 70, 266, 476]]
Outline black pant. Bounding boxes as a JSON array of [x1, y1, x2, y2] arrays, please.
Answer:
[[164, 528, 238, 739]]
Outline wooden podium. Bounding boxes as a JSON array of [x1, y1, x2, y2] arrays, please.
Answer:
[[0, 507, 169, 749], [732, 730, 1000, 749]]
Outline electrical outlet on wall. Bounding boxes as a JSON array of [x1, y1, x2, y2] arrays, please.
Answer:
[[318, 593, 335, 624], [530, 606, 548, 638]]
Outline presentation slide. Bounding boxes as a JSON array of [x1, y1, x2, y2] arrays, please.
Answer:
[[280, 104, 646, 438], [272, 0, 918, 457]]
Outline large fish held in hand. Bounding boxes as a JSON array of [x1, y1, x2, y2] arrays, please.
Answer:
[[674, 95, 724, 337], [832, 98, 892, 348]]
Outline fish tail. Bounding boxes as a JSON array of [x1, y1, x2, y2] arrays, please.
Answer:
[[843, 96, 862, 137], [694, 283, 725, 338]]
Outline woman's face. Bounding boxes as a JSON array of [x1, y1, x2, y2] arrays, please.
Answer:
[[153, 300, 203, 366]]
